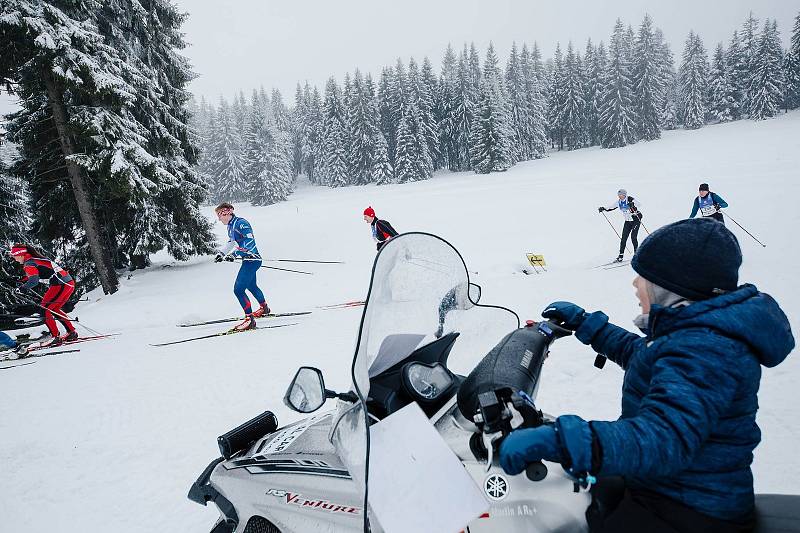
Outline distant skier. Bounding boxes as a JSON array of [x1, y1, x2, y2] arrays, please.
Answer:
[[498, 218, 794, 533], [598, 189, 643, 262], [9, 244, 76, 347], [214, 203, 270, 332], [690, 183, 728, 224], [363, 206, 398, 251]]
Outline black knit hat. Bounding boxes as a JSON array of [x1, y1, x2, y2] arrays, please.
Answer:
[[632, 218, 742, 300], [699, 183, 710, 191]]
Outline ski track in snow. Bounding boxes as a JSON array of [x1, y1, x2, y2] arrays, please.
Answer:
[[1, 112, 799, 532]]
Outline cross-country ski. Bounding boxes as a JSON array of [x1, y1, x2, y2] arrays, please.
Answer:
[[177, 311, 311, 328], [151, 322, 299, 347]]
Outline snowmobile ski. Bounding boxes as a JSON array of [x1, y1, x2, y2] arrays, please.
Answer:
[[152, 322, 299, 347], [177, 311, 311, 328]]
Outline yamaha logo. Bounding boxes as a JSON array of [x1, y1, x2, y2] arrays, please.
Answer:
[[484, 474, 509, 501]]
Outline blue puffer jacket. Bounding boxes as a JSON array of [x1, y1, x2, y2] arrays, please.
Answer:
[[556, 284, 794, 521]]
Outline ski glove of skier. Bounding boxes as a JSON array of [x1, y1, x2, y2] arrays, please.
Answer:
[[499, 425, 563, 475], [541, 302, 588, 331], [597, 207, 606, 212]]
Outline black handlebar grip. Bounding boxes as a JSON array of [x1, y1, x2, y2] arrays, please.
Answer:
[[526, 460, 548, 481]]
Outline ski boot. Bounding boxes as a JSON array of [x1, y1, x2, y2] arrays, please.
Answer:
[[230, 315, 256, 333], [44, 336, 64, 348], [61, 330, 79, 343], [613, 254, 624, 263], [251, 303, 271, 318]]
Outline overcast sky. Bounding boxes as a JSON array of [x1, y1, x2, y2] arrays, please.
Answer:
[[0, 1, 797, 116]]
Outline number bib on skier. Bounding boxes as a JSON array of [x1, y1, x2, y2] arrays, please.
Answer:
[[698, 195, 717, 216]]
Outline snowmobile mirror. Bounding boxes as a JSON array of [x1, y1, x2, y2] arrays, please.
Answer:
[[284, 367, 327, 413], [468, 283, 481, 304]]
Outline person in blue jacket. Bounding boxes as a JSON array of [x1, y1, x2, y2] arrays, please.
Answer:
[[690, 182, 728, 224], [0, 331, 16, 350], [498, 218, 794, 533], [214, 203, 270, 332]]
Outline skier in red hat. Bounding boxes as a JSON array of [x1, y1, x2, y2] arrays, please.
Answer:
[[9, 243, 77, 347], [363, 206, 398, 251]]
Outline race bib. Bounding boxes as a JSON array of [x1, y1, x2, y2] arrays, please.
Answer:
[[700, 205, 717, 216]]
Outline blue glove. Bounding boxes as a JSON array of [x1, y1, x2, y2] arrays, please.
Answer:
[[541, 302, 587, 331], [498, 425, 563, 475]]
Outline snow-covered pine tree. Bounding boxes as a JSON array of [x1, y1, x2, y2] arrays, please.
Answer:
[[0, 139, 31, 307], [319, 77, 349, 187], [421, 57, 444, 170], [679, 31, 709, 129], [654, 28, 678, 129], [407, 57, 438, 175], [450, 45, 477, 170], [394, 110, 426, 183], [583, 39, 604, 146], [249, 114, 293, 206], [708, 42, 738, 123], [520, 43, 549, 158], [377, 67, 397, 167], [469, 43, 514, 173], [506, 42, 530, 161], [547, 43, 566, 149], [726, 31, 748, 120], [561, 42, 586, 150], [301, 84, 324, 183], [371, 131, 394, 184], [632, 14, 664, 141], [208, 97, 247, 200], [785, 12, 800, 110], [739, 12, 761, 115], [599, 19, 638, 148], [346, 69, 378, 185], [749, 20, 785, 120], [292, 83, 306, 176], [438, 44, 461, 171]]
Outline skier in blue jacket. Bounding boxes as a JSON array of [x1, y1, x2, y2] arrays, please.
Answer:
[[214, 203, 270, 332], [498, 218, 794, 533], [0, 331, 16, 350], [689, 182, 728, 224]]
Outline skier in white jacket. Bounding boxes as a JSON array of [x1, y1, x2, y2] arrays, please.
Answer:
[[598, 189, 643, 262]]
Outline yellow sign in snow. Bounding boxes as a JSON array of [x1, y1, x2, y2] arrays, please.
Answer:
[[527, 254, 546, 267]]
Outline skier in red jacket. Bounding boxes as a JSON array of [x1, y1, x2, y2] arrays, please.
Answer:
[[10, 244, 77, 347], [363, 206, 398, 251]]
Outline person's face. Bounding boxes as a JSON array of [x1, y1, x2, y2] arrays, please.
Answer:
[[11, 255, 23, 264], [633, 276, 651, 314], [216, 210, 233, 225], [364, 215, 374, 224], [699, 190, 709, 198], [618, 193, 626, 200]]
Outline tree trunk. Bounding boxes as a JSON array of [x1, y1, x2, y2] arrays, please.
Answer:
[[42, 69, 119, 294]]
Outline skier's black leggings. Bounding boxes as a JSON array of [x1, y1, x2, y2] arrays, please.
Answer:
[[619, 219, 641, 255], [586, 477, 754, 533]]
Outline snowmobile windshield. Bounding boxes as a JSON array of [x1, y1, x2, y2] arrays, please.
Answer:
[[329, 232, 518, 494]]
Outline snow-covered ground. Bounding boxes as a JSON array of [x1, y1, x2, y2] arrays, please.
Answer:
[[1, 112, 799, 532]]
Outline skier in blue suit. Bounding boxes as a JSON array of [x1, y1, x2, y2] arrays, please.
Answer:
[[690, 182, 728, 224], [214, 203, 270, 332], [498, 218, 794, 533], [0, 331, 16, 350]]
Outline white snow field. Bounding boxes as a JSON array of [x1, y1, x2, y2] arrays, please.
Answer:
[[1, 111, 799, 532]]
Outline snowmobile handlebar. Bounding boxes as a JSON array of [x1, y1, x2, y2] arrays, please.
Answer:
[[456, 320, 572, 481]]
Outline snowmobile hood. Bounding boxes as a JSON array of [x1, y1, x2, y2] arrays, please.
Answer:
[[649, 284, 794, 368]]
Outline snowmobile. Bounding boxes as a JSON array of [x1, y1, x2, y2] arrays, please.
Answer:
[[189, 232, 800, 533]]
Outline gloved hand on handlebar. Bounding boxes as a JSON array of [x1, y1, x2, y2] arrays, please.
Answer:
[[541, 301, 588, 331], [499, 425, 563, 476]]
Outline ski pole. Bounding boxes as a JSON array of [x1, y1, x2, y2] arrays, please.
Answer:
[[236, 257, 343, 265], [227, 258, 313, 275], [600, 211, 631, 254], [15, 291, 105, 337], [725, 213, 766, 247]]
